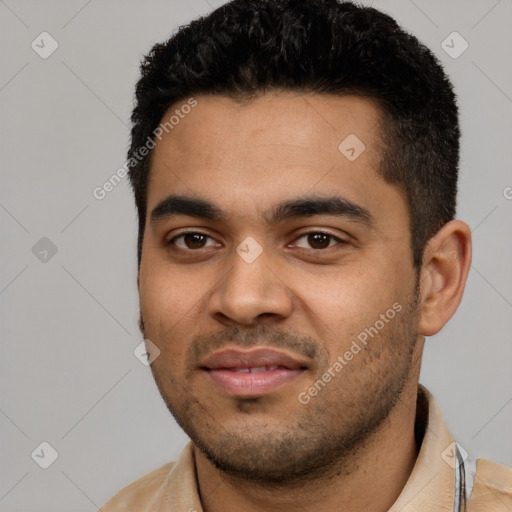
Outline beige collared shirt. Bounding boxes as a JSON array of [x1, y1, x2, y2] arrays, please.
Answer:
[[101, 385, 512, 511]]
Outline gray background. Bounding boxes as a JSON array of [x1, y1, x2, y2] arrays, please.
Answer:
[[1, 0, 511, 510]]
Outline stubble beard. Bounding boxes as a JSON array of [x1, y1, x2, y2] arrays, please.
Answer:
[[148, 292, 420, 486]]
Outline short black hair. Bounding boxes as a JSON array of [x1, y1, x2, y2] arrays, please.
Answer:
[[128, 0, 459, 269]]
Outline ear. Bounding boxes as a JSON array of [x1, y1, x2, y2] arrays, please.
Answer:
[[418, 220, 472, 336]]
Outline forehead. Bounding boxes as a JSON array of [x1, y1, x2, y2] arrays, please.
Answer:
[[146, 92, 404, 229], [152, 91, 383, 166]]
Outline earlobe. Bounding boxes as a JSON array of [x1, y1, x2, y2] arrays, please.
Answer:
[[418, 220, 472, 336]]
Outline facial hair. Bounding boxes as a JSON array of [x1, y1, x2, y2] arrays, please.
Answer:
[[146, 290, 420, 486]]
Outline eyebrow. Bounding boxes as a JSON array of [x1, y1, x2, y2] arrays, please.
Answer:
[[150, 194, 374, 227]]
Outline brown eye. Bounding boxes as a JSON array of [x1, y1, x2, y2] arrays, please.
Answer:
[[170, 233, 218, 250], [293, 232, 344, 250], [308, 233, 331, 249]]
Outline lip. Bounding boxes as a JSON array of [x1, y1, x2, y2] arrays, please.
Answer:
[[200, 347, 308, 398]]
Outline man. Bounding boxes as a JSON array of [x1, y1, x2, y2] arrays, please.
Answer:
[[102, 0, 512, 510]]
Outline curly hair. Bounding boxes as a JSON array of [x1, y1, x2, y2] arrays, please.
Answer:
[[128, 0, 459, 269]]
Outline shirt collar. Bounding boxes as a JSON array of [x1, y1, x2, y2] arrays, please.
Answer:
[[388, 384, 456, 512]]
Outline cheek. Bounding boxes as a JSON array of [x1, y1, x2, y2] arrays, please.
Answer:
[[296, 264, 397, 317], [291, 264, 407, 355], [139, 275, 188, 379], [139, 263, 216, 367], [139, 264, 190, 339]]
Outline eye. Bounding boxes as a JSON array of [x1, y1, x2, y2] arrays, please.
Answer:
[[168, 232, 220, 250], [292, 232, 345, 250]]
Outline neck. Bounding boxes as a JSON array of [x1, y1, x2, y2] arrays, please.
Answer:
[[194, 380, 423, 512]]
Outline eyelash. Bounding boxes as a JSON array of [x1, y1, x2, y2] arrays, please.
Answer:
[[166, 230, 346, 251]]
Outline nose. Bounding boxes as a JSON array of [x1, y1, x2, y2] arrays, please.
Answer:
[[207, 243, 293, 325]]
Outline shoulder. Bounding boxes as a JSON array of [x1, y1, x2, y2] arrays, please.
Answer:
[[100, 462, 175, 511], [468, 458, 512, 511]]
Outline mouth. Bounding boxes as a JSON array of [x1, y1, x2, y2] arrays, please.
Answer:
[[200, 347, 308, 398]]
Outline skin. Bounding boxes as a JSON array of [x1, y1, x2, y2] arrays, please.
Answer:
[[137, 92, 472, 512]]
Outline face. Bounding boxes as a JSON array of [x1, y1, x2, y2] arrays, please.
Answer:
[[138, 92, 422, 483]]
